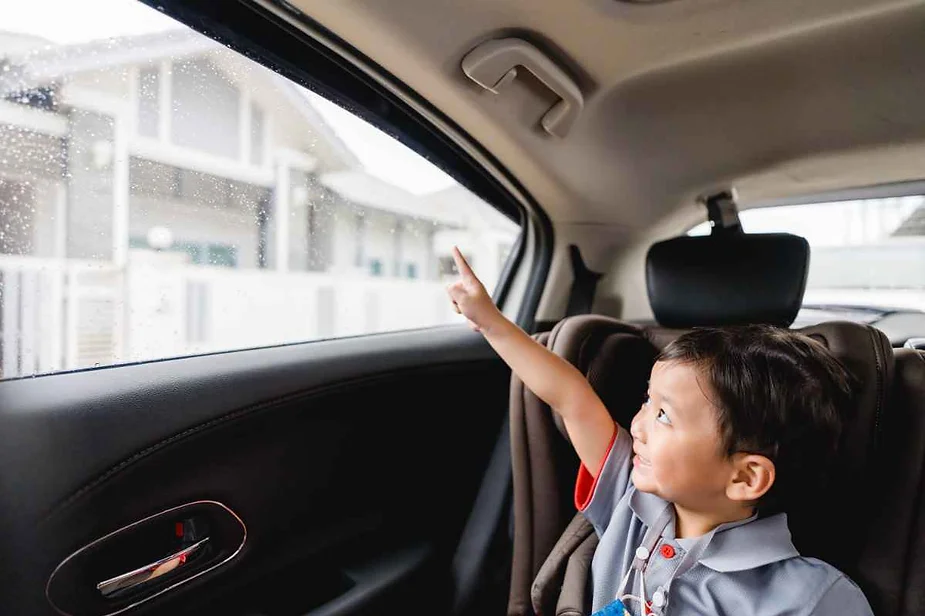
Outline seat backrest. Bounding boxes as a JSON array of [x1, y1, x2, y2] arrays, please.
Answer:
[[859, 349, 925, 615], [508, 319, 657, 616], [643, 234, 896, 584], [783, 322, 894, 574], [507, 231, 898, 616]]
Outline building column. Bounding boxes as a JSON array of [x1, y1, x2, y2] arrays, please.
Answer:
[[270, 150, 317, 272], [393, 219, 403, 277], [239, 89, 251, 165], [159, 60, 172, 141], [274, 160, 290, 272], [112, 112, 130, 268], [53, 182, 67, 259], [62, 89, 130, 265]]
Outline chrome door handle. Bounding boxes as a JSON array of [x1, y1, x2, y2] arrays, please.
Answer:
[[96, 537, 209, 598]]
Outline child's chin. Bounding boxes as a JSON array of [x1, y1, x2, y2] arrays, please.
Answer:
[[630, 470, 657, 493]]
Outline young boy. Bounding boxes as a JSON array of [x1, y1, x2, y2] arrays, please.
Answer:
[[446, 247, 874, 615]]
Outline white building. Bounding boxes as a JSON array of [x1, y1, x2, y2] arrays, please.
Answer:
[[0, 29, 519, 377]]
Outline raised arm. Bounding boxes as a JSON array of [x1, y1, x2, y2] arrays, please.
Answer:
[[446, 247, 616, 475]]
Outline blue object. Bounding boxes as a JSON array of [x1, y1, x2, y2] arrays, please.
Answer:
[[591, 599, 631, 616]]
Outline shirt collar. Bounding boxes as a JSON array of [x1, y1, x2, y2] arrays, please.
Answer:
[[628, 487, 800, 572]]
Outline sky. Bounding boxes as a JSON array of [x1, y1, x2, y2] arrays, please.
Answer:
[[0, 0, 456, 195], [0, 0, 179, 44], [303, 90, 456, 195]]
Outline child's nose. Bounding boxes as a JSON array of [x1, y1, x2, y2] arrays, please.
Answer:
[[630, 407, 647, 442]]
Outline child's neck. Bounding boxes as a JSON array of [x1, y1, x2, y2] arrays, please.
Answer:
[[673, 503, 755, 539]]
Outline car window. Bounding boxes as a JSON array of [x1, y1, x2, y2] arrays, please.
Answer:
[[688, 194, 925, 328], [0, 0, 520, 379]]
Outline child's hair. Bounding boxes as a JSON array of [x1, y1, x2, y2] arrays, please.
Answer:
[[656, 324, 855, 510]]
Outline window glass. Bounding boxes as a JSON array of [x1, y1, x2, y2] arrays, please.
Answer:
[[250, 103, 265, 166], [0, 0, 521, 379], [171, 58, 241, 158], [688, 195, 925, 327], [136, 66, 160, 138]]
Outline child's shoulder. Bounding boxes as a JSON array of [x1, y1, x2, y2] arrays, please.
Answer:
[[761, 556, 872, 613]]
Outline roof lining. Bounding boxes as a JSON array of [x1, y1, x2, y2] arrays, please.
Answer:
[[289, 0, 925, 229]]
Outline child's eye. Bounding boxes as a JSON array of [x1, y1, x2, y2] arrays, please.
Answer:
[[655, 409, 672, 425]]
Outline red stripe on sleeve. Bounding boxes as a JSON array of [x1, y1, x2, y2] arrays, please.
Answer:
[[574, 425, 619, 511]]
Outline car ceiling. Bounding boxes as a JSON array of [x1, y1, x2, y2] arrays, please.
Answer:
[[281, 0, 925, 233]]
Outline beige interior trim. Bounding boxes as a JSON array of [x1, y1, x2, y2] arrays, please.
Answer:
[[289, 0, 925, 320]]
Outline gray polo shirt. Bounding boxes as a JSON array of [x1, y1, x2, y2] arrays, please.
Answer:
[[576, 425, 874, 615]]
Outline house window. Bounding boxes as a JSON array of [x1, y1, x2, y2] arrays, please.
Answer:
[[205, 244, 238, 268], [438, 254, 468, 277], [171, 58, 240, 158], [14, 86, 57, 111], [137, 66, 160, 138], [129, 236, 237, 268], [250, 103, 265, 166]]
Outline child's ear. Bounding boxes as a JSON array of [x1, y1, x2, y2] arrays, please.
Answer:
[[726, 453, 775, 504]]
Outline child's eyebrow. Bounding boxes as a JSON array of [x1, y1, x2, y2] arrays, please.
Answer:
[[648, 385, 675, 408], [651, 388, 683, 417]]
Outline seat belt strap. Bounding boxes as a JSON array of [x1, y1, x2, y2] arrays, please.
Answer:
[[565, 244, 603, 317], [449, 414, 512, 614]]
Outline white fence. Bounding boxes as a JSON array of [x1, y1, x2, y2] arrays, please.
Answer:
[[7, 251, 923, 380], [0, 254, 458, 379], [0, 256, 124, 378]]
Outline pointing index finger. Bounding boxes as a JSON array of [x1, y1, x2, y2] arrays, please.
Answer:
[[452, 246, 475, 278]]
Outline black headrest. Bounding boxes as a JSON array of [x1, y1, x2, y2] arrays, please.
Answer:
[[645, 233, 810, 328]]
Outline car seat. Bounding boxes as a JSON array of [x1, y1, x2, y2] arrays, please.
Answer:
[[507, 231, 896, 615]]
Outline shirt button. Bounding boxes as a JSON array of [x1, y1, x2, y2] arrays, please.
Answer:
[[660, 544, 676, 559]]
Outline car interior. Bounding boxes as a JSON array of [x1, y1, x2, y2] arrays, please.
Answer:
[[1, 0, 924, 615]]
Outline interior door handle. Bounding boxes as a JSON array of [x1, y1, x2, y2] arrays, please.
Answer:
[[96, 537, 210, 598], [461, 37, 584, 137]]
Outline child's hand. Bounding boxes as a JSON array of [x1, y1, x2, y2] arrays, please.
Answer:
[[446, 246, 502, 333]]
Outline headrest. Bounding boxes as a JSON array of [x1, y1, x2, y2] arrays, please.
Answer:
[[645, 233, 809, 328]]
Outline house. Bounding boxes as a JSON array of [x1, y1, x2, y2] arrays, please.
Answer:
[[0, 28, 515, 276], [0, 28, 519, 377]]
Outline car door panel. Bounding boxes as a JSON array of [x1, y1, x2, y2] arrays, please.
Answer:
[[0, 326, 510, 616]]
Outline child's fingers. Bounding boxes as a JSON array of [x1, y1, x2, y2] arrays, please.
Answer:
[[447, 280, 466, 303], [451, 246, 476, 280], [447, 283, 473, 317]]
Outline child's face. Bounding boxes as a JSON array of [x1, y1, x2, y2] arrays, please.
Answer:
[[629, 360, 736, 512]]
